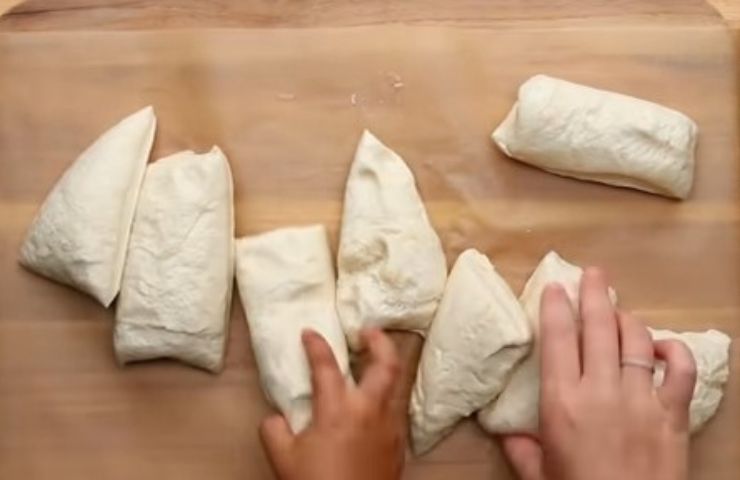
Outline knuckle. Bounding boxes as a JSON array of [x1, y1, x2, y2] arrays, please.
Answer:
[[384, 357, 401, 378]]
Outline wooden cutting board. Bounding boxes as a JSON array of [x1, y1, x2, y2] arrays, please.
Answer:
[[0, 23, 738, 480]]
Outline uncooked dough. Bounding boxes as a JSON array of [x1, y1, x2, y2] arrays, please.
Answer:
[[20, 106, 157, 306], [409, 249, 531, 455], [478, 251, 731, 435], [336, 130, 447, 349], [492, 75, 698, 199], [651, 328, 731, 432], [114, 147, 234, 372], [478, 251, 617, 434], [235, 225, 351, 433]]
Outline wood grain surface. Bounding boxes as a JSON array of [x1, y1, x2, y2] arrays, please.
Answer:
[[1, 24, 738, 480], [0, 0, 731, 30], [1, 2, 739, 480]]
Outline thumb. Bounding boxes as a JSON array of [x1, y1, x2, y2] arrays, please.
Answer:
[[259, 414, 295, 477], [500, 434, 546, 480]]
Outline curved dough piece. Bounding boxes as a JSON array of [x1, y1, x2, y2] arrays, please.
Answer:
[[493, 75, 698, 199], [236, 225, 351, 433], [409, 249, 531, 455], [337, 130, 447, 349], [651, 328, 731, 433], [115, 147, 234, 372], [20, 106, 157, 306], [478, 251, 616, 434]]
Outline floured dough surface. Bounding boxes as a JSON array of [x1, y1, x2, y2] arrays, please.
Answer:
[[115, 147, 234, 373], [478, 251, 617, 434], [337, 130, 447, 349], [20, 106, 156, 306], [651, 328, 732, 432], [235, 225, 351, 433], [410, 249, 531, 455], [493, 75, 698, 199]]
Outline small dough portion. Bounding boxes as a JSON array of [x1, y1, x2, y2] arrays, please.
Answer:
[[235, 225, 351, 433], [409, 249, 531, 455], [337, 130, 447, 349], [115, 147, 234, 373], [651, 328, 731, 432], [493, 75, 698, 199], [478, 251, 616, 434], [20, 106, 156, 306]]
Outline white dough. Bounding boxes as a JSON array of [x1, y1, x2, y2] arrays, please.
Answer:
[[115, 147, 234, 372], [493, 75, 698, 199], [20, 106, 156, 306], [478, 251, 731, 435], [478, 251, 616, 434], [235, 225, 351, 433], [337, 130, 447, 349], [651, 328, 731, 432], [409, 249, 531, 455]]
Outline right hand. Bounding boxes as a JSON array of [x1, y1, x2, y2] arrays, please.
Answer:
[[259, 328, 405, 480], [501, 268, 697, 480]]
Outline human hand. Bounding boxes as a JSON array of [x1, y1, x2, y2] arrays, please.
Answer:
[[501, 268, 697, 480], [259, 328, 405, 480]]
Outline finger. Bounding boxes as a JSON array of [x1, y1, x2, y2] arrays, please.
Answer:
[[618, 312, 655, 393], [500, 435, 545, 480], [654, 339, 697, 423], [259, 414, 295, 477], [359, 328, 401, 404], [302, 329, 345, 417], [580, 267, 620, 383], [540, 283, 580, 387]]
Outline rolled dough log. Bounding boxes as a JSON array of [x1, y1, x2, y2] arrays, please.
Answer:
[[492, 75, 698, 199], [20, 106, 156, 306], [115, 147, 234, 373], [409, 249, 531, 455], [337, 130, 447, 349], [235, 225, 351, 433]]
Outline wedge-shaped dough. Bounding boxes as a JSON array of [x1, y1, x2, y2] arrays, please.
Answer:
[[479, 252, 731, 434], [20, 106, 157, 306], [236, 225, 351, 433], [409, 249, 531, 455], [115, 147, 234, 372], [337, 130, 447, 349], [651, 328, 731, 432], [493, 75, 698, 199], [478, 251, 616, 434]]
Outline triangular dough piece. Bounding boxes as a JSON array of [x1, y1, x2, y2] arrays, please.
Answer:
[[337, 130, 447, 349], [114, 147, 234, 372], [409, 249, 531, 455], [20, 106, 157, 306], [478, 251, 731, 435], [235, 225, 351, 433], [651, 328, 731, 432], [478, 251, 617, 434]]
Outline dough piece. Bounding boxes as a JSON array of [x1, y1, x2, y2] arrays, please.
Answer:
[[409, 249, 531, 455], [651, 328, 731, 432], [478, 251, 617, 434], [20, 106, 157, 306], [115, 147, 234, 373], [235, 225, 351, 433], [493, 75, 698, 199], [337, 130, 447, 349]]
